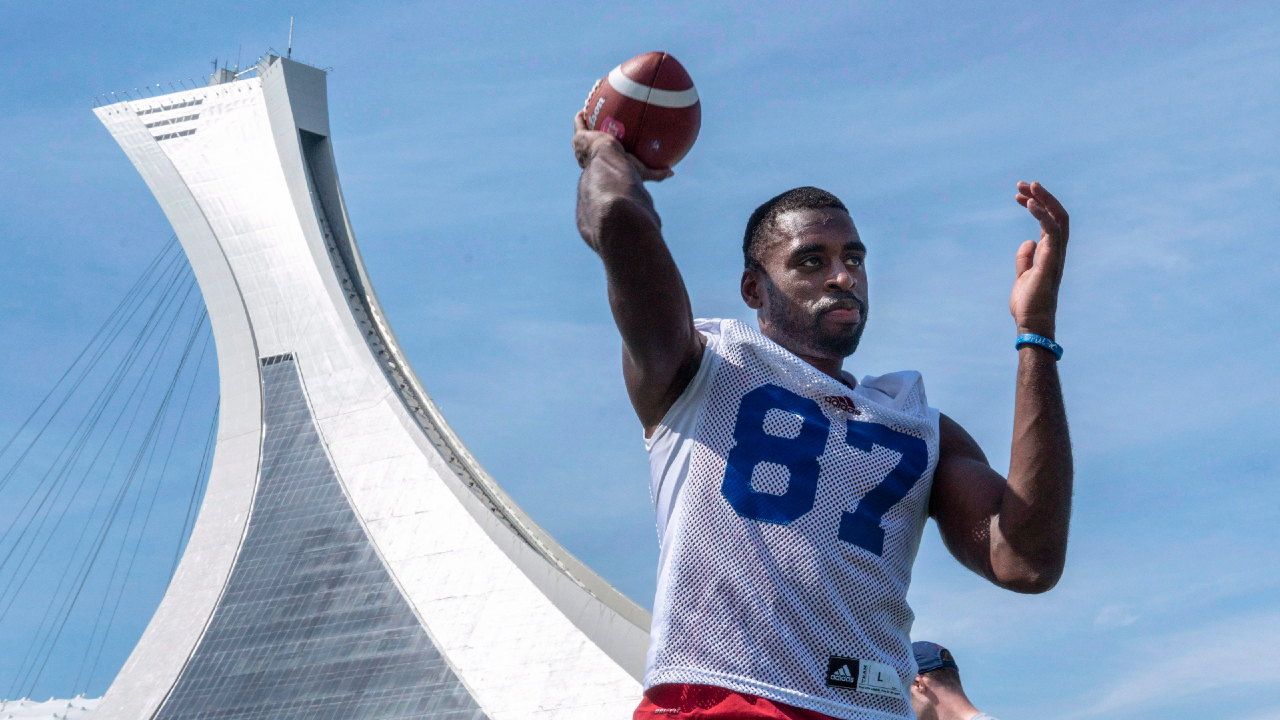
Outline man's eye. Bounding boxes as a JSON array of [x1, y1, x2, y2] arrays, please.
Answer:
[[845, 256, 863, 267], [800, 257, 821, 268]]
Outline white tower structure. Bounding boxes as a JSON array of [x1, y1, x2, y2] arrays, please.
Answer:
[[92, 56, 648, 720]]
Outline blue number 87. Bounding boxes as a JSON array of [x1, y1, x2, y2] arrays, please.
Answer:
[[720, 384, 928, 556]]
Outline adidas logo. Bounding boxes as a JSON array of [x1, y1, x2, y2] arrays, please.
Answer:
[[824, 395, 861, 415], [825, 656, 860, 689]]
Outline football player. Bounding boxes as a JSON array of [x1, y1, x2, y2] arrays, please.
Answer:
[[572, 111, 1072, 720]]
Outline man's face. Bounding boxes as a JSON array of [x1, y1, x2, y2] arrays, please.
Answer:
[[743, 207, 869, 361]]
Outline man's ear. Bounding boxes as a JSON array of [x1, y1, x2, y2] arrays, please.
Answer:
[[741, 269, 765, 310]]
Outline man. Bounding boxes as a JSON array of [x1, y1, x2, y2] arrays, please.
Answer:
[[572, 110, 1072, 720], [909, 642, 997, 720]]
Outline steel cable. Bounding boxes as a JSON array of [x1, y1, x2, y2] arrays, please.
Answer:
[[7, 281, 201, 698], [0, 237, 218, 701]]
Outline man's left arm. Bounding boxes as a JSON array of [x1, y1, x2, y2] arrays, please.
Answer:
[[930, 181, 1073, 594]]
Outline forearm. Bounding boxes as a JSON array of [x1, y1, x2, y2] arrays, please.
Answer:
[[576, 140, 659, 255], [992, 345, 1072, 590], [576, 140, 689, 351], [935, 181, 1072, 593]]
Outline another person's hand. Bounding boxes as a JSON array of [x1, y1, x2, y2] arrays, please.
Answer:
[[572, 110, 673, 182], [1010, 181, 1069, 339]]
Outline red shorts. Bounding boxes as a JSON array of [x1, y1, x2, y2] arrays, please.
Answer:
[[634, 684, 839, 720]]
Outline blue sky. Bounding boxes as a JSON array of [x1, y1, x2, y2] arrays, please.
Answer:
[[2, 0, 1278, 716]]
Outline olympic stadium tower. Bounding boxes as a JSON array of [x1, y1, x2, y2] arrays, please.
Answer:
[[91, 56, 648, 720]]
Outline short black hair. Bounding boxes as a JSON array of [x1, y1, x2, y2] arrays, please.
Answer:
[[743, 186, 849, 270]]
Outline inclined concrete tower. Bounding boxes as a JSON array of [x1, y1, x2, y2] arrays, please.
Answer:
[[92, 56, 648, 720]]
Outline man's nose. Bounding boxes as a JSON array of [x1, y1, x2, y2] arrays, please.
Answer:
[[826, 266, 855, 292]]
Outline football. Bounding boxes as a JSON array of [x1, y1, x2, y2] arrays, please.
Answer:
[[582, 52, 701, 170]]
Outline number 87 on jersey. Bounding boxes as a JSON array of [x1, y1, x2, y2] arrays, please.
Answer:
[[719, 384, 930, 557]]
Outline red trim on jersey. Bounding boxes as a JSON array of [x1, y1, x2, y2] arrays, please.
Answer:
[[635, 684, 840, 720]]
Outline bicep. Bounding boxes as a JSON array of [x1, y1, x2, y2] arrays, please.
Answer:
[[624, 332, 705, 436], [930, 413, 1007, 580]]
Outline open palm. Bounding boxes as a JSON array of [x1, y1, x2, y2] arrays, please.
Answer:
[[1010, 181, 1070, 339]]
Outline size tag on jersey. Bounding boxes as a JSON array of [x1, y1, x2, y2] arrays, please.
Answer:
[[825, 656, 904, 699]]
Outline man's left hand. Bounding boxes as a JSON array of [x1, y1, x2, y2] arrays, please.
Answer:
[[1010, 181, 1069, 339]]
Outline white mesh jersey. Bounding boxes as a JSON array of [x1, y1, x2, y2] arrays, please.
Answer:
[[645, 318, 941, 720]]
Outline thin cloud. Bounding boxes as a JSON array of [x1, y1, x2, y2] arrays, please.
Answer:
[[1063, 611, 1280, 718], [1094, 604, 1140, 628]]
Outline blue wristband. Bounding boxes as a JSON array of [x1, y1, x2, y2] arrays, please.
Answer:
[[1015, 333, 1063, 360]]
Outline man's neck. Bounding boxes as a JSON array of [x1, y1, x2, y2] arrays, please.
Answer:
[[760, 329, 846, 381], [934, 691, 981, 720], [793, 351, 845, 382]]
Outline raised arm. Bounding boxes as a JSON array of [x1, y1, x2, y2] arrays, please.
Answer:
[[930, 181, 1073, 594], [572, 111, 704, 433]]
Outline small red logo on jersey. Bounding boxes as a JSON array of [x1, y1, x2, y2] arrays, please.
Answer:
[[601, 116, 625, 139], [825, 396, 860, 415]]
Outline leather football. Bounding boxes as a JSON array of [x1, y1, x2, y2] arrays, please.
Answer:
[[582, 52, 701, 170]]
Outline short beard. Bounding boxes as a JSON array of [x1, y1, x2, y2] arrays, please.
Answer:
[[763, 277, 867, 359]]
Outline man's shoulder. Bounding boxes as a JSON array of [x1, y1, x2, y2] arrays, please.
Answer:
[[693, 317, 728, 336], [693, 317, 747, 338], [855, 370, 926, 402], [692, 317, 797, 360], [853, 370, 939, 421], [692, 317, 747, 357]]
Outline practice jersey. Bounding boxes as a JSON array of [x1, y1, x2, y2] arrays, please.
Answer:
[[645, 319, 941, 720]]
